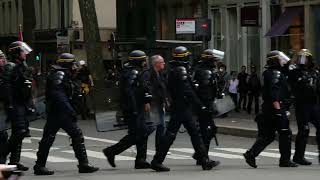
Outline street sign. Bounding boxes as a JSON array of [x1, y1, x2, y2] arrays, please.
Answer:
[[176, 18, 196, 34], [57, 35, 70, 53], [241, 6, 260, 27]]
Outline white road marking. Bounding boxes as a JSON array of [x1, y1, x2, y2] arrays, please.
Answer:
[[62, 150, 135, 161], [171, 148, 244, 159], [21, 152, 76, 162]]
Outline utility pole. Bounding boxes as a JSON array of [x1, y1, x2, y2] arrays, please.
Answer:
[[201, 0, 209, 49]]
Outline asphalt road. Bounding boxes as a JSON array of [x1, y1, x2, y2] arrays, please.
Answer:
[[9, 120, 320, 180]]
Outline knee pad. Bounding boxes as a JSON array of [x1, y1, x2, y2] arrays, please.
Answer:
[[264, 134, 276, 144], [39, 134, 56, 147], [166, 131, 177, 142], [0, 131, 8, 142], [71, 129, 85, 145], [279, 129, 292, 139], [301, 125, 310, 138], [12, 129, 27, 141]]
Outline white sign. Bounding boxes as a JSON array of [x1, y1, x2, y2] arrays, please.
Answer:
[[176, 19, 196, 34], [57, 36, 70, 53]]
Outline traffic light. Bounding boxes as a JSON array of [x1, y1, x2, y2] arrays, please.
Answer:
[[35, 53, 41, 61]]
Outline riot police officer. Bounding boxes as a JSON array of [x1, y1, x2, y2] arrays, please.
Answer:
[[33, 53, 99, 175], [192, 49, 224, 164], [3, 41, 33, 171], [150, 46, 220, 172], [289, 49, 320, 165], [243, 50, 298, 168], [0, 50, 8, 164], [103, 50, 153, 169]]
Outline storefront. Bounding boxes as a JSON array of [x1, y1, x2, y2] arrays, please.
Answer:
[[268, 0, 320, 61], [208, 0, 263, 73]]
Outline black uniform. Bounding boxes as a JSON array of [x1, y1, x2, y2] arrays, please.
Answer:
[[238, 72, 248, 110], [247, 71, 261, 114], [0, 64, 8, 164], [289, 66, 320, 164], [3, 60, 32, 169], [192, 61, 219, 160], [103, 65, 153, 168], [151, 61, 219, 171], [244, 65, 296, 167], [34, 65, 98, 175]]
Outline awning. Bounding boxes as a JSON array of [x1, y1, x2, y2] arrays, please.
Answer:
[[265, 7, 303, 37]]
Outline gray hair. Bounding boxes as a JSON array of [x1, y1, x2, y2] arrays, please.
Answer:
[[150, 55, 163, 66]]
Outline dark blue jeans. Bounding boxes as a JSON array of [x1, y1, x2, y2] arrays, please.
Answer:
[[155, 107, 166, 151]]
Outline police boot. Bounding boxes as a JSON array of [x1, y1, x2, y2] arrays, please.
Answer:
[[279, 130, 297, 167], [9, 142, 29, 171], [0, 131, 8, 164], [150, 160, 170, 172], [34, 165, 54, 176], [293, 128, 310, 165], [72, 139, 99, 173], [34, 137, 55, 175], [135, 159, 151, 169], [279, 160, 298, 167], [201, 158, 220, 170], [102, 147, 116, 167], [293, 157, 312, 166], [243, 151, 257, 168], [135, 138, 150, 169]]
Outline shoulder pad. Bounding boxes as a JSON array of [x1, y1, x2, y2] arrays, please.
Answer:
[[4, 62, 16, 72], [176, 66, 188, 80], [272, 70, 281, 84], [52, 71, 65, 85], [288, 64, 297, 71]]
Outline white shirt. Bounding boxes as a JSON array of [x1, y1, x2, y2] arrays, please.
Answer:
[[229, 79, 239, 94]]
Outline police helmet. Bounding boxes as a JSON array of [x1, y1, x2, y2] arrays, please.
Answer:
[[201, 49, 225, 61], [57, 53, 77, 69], [267, 50, 290, 67], [127, 50, 147, 67], [8, 41, 33, 56], [0, 50, 6, 60], [296, 49, 313, 66], [172, 46, 191, 61]]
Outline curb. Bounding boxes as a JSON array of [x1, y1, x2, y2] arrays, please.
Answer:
[[217, 125, 317, 145]]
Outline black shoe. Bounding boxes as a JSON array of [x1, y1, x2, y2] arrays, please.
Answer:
[[151, 161, 170, 172], [135, 160, 151, 169], [192, 154, 201, 166], [243, 151, 257, 168], [34, 165, 54, 176], [78, 163, 99, 173], [10, 163, 29, 171], [201, 160, 220, 170], [293, 157, 312, 165], [279, 160, 298, 167], [102, 148, 116, 167]]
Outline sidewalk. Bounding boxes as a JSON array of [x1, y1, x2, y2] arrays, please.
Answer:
[[215, 111, 318, 145]]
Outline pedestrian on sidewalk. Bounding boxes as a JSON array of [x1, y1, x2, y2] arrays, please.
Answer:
[[247, 65, 261, 115], [237, 66, 248, 111], [229, 71, 239, 112]]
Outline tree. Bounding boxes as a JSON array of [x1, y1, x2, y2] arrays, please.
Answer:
[[77, 0, 104, 80], [22, 0, 36, 64]]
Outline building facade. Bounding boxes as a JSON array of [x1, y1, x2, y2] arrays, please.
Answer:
[[0, 0, 116, 70], [208, 0, 320, 74]]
